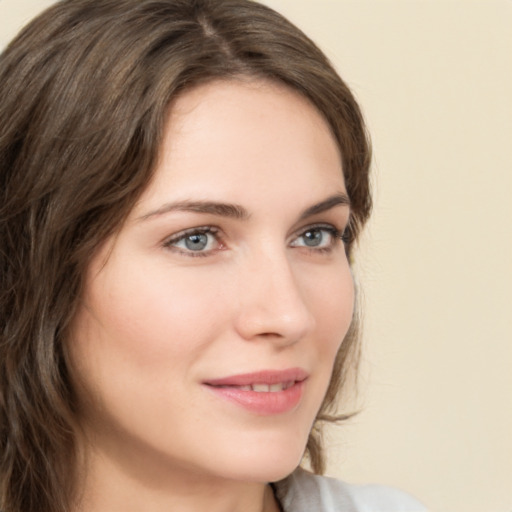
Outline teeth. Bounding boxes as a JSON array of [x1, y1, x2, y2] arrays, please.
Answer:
[[249, 382, 294, 392], [252, 384, 271, 392], [216, 381, 297, 392]]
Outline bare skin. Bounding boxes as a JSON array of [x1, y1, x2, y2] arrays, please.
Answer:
[[69, 78, 352, 512]]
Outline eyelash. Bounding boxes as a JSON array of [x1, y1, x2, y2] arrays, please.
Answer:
[[163, 223, 349, 258], [289, 224, 348, 254], [163, 226, 221, 258]]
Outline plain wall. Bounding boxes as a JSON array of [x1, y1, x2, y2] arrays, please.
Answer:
[[1, 2, 511, 511]]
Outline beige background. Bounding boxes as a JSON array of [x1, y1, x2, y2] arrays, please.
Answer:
[[1, 1, 511, 511]]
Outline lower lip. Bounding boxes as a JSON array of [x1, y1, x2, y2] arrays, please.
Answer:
[[204, 380, 305, 415]]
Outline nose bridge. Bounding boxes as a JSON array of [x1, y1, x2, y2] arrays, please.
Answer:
[[234, 245, 315, 343]]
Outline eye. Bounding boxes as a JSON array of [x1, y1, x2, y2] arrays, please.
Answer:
[[164, 227, 221, 256], [290, 225, 344, 251]]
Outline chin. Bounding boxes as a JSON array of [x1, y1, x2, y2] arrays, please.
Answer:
[[217, 431, 309, 484]]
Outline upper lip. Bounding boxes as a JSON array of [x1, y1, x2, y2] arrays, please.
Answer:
[[204, 368, 309, 387]]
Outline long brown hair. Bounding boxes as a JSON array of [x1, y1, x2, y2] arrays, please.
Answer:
[[0, 1, 372, 510]]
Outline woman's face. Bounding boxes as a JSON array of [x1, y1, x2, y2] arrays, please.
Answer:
[[69, 79, 354, 486]]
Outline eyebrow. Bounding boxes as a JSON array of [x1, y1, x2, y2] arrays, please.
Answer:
[[298, 193, 350, 220], [137, 193, 350, 222], [138, 200, 249, 221]]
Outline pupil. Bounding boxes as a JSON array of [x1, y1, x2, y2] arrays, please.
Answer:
[[185, 233, 208, 250], [304, 229, 322, 247]]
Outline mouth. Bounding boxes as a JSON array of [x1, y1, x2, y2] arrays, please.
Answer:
[[203, 368, 308, 415], [213, 381, 297, 392]]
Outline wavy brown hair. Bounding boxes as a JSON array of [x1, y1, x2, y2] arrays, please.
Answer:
[[0, 1, 371, 510]]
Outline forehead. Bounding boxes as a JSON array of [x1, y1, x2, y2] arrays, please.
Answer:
[[132, 79, 345, 216]]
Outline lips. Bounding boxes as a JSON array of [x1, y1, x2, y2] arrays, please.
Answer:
[[205, 367, 308, 387], [203, 368, 308, 415]]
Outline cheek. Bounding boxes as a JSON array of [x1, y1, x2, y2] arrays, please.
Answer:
[[67, 267, 235, 452], [84, 260, 226, 363], [289, 263, 354, 431], [315, 266, 354, 393], [306, 262, 355, 349], [67, 257, 232, 421]]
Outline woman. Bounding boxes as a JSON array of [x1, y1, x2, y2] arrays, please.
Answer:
[[0, 1, 425, 511]]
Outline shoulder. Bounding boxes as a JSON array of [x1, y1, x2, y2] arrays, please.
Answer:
[[273, 468, 428, 512]]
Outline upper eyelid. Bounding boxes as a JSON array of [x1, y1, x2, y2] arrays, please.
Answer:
[[162, 221, 346, 252], [161, 228, 218, 255], [164, 225, 220, 243], [162, 227, 223, 258], [166, 221, 342, 237], [290, 223, 350, 251], [291, 222, 344, 238], [165, 222, 340, 240]]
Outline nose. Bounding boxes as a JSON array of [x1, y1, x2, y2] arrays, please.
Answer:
[[233, 251, 316, 346]]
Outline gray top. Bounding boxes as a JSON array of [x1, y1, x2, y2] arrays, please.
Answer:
[[274, 468, 428, 512]]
